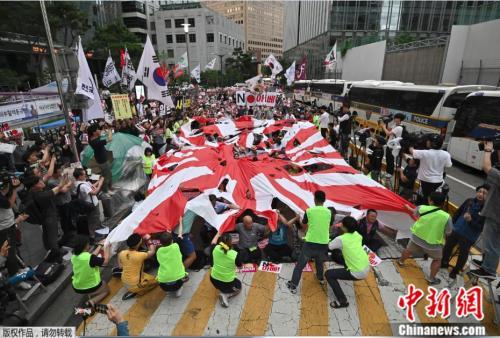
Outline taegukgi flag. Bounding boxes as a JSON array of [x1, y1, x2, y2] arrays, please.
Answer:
[[205, 58, 216, 70], [323, 42, 337, 70], [264, 54, 283, 79], [75, 36, 104, 121], [102, 53, 121, 88], [131, 35, 174, 107], [285, 61, 296, 86]]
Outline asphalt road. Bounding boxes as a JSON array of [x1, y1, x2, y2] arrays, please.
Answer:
[[445, 160, 486, 206]]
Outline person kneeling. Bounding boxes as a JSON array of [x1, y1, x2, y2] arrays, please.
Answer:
[[119, 233, 158, 300], [156, 232, 188, 297], [210, 233, 243, 308], [325, 216, 370, 309]]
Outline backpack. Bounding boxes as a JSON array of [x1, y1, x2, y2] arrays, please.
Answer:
[[70, 183, 95, 216], [35, 261, 64, 286]]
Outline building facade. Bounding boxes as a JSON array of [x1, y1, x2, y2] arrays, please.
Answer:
[[284, 0, 500, 79], [120, 1, 159, 44], [154, 2, 244, 71], [202, 1, 283, 60]]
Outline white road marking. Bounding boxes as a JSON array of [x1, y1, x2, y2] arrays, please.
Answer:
[[446, 174, 476, 190]]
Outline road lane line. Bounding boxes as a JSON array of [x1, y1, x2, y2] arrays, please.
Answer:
[[447, 174, 477, 190], [298, 265, 329, 336]]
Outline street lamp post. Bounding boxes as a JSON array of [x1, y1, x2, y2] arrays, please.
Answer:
[[212, 53, 225, 87], [182, 23, 191, 76]]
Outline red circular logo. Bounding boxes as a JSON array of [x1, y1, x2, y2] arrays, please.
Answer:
[[247, 94, 255, 103]]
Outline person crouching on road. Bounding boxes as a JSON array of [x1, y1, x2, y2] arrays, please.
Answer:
[[156, 232, 189, 298], [119, 233, 158, 300], [71, 235, 110, 307], [325, 216, 370, 309], [210, 233, 243, 308], [398, 192, 452, 285]]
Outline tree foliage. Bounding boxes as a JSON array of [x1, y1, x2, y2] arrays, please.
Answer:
[[224, 48, 257, 84], [393, 33, 416, 45], [47, 2, 89, 46], [87, 22, 142, 62], [0, 68, 29, 91]]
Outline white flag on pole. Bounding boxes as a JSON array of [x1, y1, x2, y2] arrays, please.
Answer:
[[323, 42, 337, 70], [177, 52, 188, 69], [264, 54, 283, 79], [245, 74, 262, 90], [75, 37, 104, 121], [205, 58, 216, 70], [285, 61, 296, 86], [191, 64, 201, 83], [122, 48, 136, 90], [102, 54, 121, 88], [131, 35, 173, 106]]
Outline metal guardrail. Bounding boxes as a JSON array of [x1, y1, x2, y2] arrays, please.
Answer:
[[386, 36, 449, 53]]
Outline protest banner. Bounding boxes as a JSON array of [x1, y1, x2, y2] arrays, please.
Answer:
[[258, 261, 282, 274], [234, 92, 277, 107], [363, 245, 382, 266], [111, 94, 133, 119], [236, 263, 257, 273]]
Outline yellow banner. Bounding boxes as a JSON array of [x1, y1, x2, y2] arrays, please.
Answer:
[[111, 94, 133, 119]]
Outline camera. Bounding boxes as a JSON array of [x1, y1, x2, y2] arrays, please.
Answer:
[[478, 134, 500, 151], [378, 115, 393, 125], [355, 128, 372, 145]]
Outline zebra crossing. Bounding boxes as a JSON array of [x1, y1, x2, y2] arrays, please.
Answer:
[[76, 258, 499, 337]]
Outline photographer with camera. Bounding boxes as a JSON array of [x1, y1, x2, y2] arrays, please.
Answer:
[[337, 104, 352, 159], [470, 140, 500, 280], [409, 134, 452, 204], [379, 113, 405, 178]]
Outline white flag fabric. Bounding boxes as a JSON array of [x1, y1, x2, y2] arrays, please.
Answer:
[[205, 58, 216, 70], [122, 48, 136, 90], [245, 74, 262, 90], [264, 54, 283, 79], [102, 55, 121, 88], [177, 52, 188, 69], [131, 35, 172, 106], [191, 64, 201, 83], [75, 37, 104, 121], [285, 61, 296, 86], [323, 42, 337, 70]]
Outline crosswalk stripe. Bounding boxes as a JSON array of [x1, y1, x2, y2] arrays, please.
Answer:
[[265, 264, 301, 336], [142, 269, 208, 336], [76, 277, 123, 336], [171, 269, 218, 336], [236, 271, 277, 336], [354, 270, 393, 335], [205, 272, 254, 335], [325, 263, 361, 336], [394, 259, 448, 324], [109, 285, 165, 336], [298, 265, 329, 336]]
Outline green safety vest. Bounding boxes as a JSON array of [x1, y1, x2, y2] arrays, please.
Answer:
[[313, 115, 319, 127], [211, 245, 237, 282], [143, 154, 155, 174], [305, 206, 331, 244], [340, 232, 370, 273], [71, 252, 101, 290], [411, 205, 450, 245], [164, 128, 174, 139], [156, 243, 186, 283]]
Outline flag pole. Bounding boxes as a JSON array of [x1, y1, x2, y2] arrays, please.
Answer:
[[40, 0, 79, 163]]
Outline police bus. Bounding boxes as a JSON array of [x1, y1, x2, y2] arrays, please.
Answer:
[[447, 91, 500, 170], [347, 81, 496, 146], [292, 80, 312, 103], [309, 79, 348, 110]]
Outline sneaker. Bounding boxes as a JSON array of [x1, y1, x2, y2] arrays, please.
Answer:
[[175, 286, 184, 298], [17, 281, 32, 290], [471, 259, 483, 268], [219, 293, 229, 308], [426, 277, 442, 286], [122, 291, 137, 300], [470, 268, 496, 280], [286, 281, 297, 294]]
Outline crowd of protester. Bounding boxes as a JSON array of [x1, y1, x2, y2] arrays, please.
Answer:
[[0, 86, 498, 326]]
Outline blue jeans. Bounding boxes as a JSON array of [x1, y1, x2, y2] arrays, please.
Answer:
[[290, 242, 328, 287], [482, 217, 500, 275]]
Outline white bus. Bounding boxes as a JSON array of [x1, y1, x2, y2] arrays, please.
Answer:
[[309, 79, 348, 110], [448, 91, 500, 170], [292, 80, 312, 103], [347, 81, 496, 145]]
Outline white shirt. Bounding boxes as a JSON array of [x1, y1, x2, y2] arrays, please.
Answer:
[[389, 124, 403, 141], [74, 180, 98, 206], [412, 149, 452, 183], [319, 112, 330, 128]]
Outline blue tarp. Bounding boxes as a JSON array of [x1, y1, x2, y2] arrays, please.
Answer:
[[40, 116, 80, 130]]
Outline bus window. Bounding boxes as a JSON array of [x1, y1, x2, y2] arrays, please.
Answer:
[[443, 92, 470, 108], [453, 96, 500, 137]]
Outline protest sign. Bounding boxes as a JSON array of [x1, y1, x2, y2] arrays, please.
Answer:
[[258, 261, 282, 274], [363, 245, 382, 266], [236, 263, 257, 273], [111, 94, 133, 119]]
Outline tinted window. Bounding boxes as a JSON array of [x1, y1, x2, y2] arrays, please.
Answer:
[[176, 34, 186, 43], [311, 83, 344, 95], [166, 35, 173, 43], [188, 18, 195, 27], [206, 33, 214, 42], [443, 92, 471, 109], [189, 33, 196, 43], [453, 96, 500, 137]]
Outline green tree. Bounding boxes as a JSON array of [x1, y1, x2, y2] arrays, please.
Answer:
[[393, 32, 415, 45], [200, 69, 220, 88], [88, 22, 142, 62], [225, 48, 256, 81], [48, 2, 89, 46], [0, 69, 29, 91]]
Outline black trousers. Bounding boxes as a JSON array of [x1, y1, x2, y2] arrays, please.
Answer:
[[340, 133, 350, 159], [325, 268, 358, 304], [57, 203, 74, 245], [235, 246, 262, 264], [385, 146, 394, 176], [264, 243, 292, 262], [363, 236, 384, 253], [0, 225, 19, 275], [419, 181, 443, 204], [320, 128, 328, 138], [442, 231, 473, 274]]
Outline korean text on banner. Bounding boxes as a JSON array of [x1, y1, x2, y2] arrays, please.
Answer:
[[111, 94, 133, 119]]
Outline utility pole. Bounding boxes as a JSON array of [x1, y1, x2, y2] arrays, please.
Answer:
[[212, 53, 225, 87], [40, 0, 79, 163]]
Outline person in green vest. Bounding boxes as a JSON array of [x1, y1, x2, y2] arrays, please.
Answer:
[[142, 148, 155, 178], [287, 190, 333, 294], [325, 216, 370, 308], [156, 232, 189, 298], [312, 111, 320, 128], [71, 235, 110, 307], [398, 191, 452, 285], [210, 233, 243, 308]]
